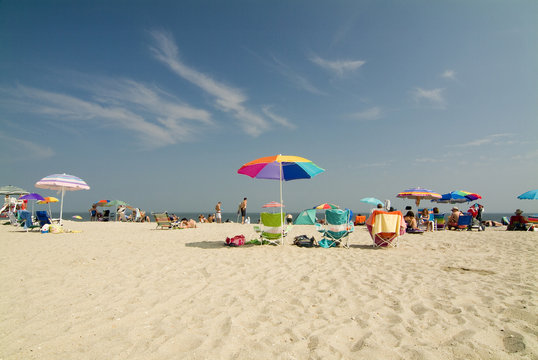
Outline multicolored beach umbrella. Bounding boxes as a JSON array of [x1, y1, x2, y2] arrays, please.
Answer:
[[517, 189, 538, 200], [238, 155, 325, 243], [433, 190, 482, 204], [35, 173, 90, 224], [313, 203, 339, 210], [397, 187, 441, 207]]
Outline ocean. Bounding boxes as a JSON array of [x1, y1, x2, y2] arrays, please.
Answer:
[[58, 211, 519, 223]]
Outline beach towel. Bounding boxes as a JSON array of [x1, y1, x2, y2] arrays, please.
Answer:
[[225, 234, 245, 246]]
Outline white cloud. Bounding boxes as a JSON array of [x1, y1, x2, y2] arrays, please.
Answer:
[[349, 106, 382, 121], [0, 81, 212, 147], [149, 30, 269, 136], [450, 133, 514, 148], [441, 69, 456, 80], [412, 87, 446, 108], [269, 55, 326, 95], [0, 131, 55, 161], [309, 55, 365, 77], [261, 106, 296, 129]]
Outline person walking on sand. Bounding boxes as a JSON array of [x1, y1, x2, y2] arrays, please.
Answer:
[[240, 197, 247, 224], [215, 201, 222, 223]]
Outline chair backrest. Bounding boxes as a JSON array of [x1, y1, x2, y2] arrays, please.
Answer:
[[153, 212, 170, 224], [35, 211, 51, 226], [326, 209, 352, 232], [260, 212, 283, 239], [370, 210, 402, 235], [458, 214, 472, 226], [8, 212, 20, 226]]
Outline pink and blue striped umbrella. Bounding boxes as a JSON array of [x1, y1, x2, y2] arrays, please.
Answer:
[[35, 174, 90, 224]]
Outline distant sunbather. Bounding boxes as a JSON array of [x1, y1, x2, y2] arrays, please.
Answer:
[[404, 211, 419, 230], [507, 209, 529, 231], [447, 207, 462, 230], [179, 218, 197, 229]]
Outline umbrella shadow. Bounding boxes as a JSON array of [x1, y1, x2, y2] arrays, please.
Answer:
[[347, 244, 378, 250], [185, 241, 259, 249]]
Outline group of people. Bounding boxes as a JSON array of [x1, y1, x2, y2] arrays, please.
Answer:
[[89, 204, 150, 223]]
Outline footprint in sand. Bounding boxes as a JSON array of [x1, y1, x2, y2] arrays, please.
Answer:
[[503, 330, 526, 353], [411, 303, 428, 316]]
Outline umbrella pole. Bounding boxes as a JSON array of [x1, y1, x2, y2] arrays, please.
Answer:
[[59, 187, 65, 225], [280, 161, 284, 245]]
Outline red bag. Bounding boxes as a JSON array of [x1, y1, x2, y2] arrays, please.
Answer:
[[225, 234, 245, 246]]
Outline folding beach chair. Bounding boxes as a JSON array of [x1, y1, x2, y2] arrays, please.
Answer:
[[433, 213, 446, 230], [152, 212, 177, 229], [35, 210, 52, 227], [317, 209, 354, 248], [366, 210, 405, 247], [257, 212, 289, 245], [10, 210, 40, 231]]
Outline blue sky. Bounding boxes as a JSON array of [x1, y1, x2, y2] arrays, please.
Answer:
[[1, 0, 537, 214]]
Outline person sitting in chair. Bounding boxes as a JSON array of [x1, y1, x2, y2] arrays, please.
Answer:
[[507, 209, 529, 231], [419, 208, 433, 231], [447, 207, 462, 230]]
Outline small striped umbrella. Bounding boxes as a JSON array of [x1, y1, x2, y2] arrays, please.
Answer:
[[262, 201, 284, 208], [35, 174, 90, 224]]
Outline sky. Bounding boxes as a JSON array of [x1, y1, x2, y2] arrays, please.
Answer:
[[0, 0, 537, 215]]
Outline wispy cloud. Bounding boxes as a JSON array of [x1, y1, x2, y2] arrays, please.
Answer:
[[0, 80, 212, 147], [349, 106, 382, 121], [450, 133, 514, 148], [269, 55, 326, 95], [0, 131, 54, 161], [149, 29, 270, 136], [412, 87, 446, 108], [441, 69, 456, 80], [309, 55, 365, 77], [261, 106, 296, 129]]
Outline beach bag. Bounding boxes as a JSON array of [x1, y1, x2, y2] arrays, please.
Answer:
[[293, 235, 315, 247], [225, 234, 245, 247]]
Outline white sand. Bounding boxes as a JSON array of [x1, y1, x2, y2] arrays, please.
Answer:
[[0, 221, 536, 359]]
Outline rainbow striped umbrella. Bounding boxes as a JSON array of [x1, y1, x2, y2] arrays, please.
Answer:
[[238, 155, 324, 243], [35, 174, 90, 224], [313, 203, 339, 210], [397, 187, 441, 207], [433, 190, 482, 204]]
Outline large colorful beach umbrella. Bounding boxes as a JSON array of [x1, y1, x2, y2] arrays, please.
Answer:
[[35, 174, 90, 224], [433, 190, 482, 204], [397, 187, 441, 207], [238, 154, 325, 242], [517, 189, 538, 200]]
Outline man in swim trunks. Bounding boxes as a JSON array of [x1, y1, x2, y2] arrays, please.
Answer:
[[240, 197, 247, 224]]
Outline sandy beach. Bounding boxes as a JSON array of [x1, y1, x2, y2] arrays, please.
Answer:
[[0, 221, 536, 359]]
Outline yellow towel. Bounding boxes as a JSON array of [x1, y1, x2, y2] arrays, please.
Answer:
[[373, 213, 400, 234]]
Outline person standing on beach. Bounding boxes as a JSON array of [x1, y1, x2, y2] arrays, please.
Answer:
[[215, 201, 222, 223], [240, 197, 247, 224]]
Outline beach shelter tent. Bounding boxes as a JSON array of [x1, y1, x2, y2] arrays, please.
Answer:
[[294, 209, 317, 225]]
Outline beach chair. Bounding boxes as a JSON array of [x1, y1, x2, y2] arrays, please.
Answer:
[[433, 213, 446, 230], [152, 212, 176, 229], [257, 212, 289, 245], [317, 209, 354, 248], [366, 210, 405, 247], [11, 210, 40, 231], [35, 210, 53, 227]]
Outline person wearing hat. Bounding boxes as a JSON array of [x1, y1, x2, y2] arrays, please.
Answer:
[[447, 206, 462, 230], [507, 209, 529, 231]]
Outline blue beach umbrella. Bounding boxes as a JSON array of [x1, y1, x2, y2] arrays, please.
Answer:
[[517, 189, 538, 200], [360, 197, 384, 206]]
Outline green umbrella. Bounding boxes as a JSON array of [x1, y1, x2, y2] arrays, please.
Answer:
[[0, 185, 29, 196]]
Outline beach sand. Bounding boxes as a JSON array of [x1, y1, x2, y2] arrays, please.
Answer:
[[1, 221, 536, 359]]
